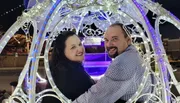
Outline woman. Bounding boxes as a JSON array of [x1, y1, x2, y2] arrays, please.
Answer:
[[42, 31, 95, 103]]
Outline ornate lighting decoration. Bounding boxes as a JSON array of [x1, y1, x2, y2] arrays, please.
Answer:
[[0, 0, 180, 103]]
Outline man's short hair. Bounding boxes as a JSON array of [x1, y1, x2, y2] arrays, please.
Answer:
[[109, 22, 130, 38]]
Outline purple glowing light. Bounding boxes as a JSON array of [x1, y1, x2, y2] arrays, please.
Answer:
[[84, 54, 111, 76], [170, 13, 180, 23], [132, 0, 170, 102]]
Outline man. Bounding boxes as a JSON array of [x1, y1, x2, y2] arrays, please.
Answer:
[[73, 22, 152, 103]]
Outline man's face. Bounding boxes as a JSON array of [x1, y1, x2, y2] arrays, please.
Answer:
[[104, 25, 131, 58]]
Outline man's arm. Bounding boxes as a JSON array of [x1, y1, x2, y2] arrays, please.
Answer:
[[73, 57, 136, 103]]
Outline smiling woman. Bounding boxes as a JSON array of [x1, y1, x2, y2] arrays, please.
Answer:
[[64, 35, 85, 62], [41, 31, 95, 103]]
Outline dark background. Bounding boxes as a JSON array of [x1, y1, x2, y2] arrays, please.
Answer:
[[0, 0, 179, 39]]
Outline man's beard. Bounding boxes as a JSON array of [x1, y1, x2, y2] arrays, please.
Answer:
[[107, 47, 119, 58]]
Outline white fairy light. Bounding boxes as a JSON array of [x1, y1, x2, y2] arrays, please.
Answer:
[[130, 19, 133, 22], [0, 4, 24, 17], [45, 59, 48, 63], [140, 32, 144, 36]]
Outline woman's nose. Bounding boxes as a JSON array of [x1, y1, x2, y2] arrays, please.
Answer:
[[78, 46, 84, 52]]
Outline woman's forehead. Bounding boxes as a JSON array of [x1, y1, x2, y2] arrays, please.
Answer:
[[66, 35, 80, 44]]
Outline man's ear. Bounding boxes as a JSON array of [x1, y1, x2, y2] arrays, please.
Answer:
[[127, 37, 132, 45]]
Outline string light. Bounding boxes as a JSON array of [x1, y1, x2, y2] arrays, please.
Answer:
[[0, 4, 24, 17]]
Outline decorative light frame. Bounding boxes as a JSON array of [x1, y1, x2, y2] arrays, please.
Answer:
[[0, 0, 179, 103]]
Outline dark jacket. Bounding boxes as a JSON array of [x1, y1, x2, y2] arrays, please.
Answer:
[[42, 61, 95, 103]]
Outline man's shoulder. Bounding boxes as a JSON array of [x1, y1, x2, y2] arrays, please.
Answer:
[[115, 49, 139, 61], [113, 47, 142, 66]]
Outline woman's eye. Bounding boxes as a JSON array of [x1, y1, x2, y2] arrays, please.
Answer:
[[79, 43, 82, 46], [71, 46, 76, 49]]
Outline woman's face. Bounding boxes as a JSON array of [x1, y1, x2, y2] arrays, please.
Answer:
[[64, 35, 85, 62]]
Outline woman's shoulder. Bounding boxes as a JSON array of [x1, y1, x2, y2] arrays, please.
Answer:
[[49, 63, 69, 78]]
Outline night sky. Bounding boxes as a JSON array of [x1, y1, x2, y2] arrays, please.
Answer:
[[0, 0, 180, 39], [0, 0, 25, 30]]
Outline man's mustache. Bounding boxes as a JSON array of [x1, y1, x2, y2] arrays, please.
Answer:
[[107, 47, 117, 51]]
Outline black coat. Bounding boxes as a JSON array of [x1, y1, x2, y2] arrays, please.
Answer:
[[42, 61, 95, 103]]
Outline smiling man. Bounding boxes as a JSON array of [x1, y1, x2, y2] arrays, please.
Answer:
[[104, 23, 131, 59], [73, 22, 153, 103]]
